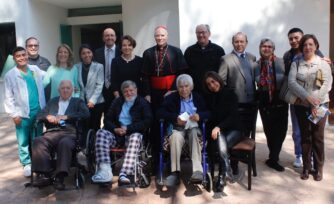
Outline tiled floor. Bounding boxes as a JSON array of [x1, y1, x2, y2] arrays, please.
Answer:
[[0, 114, 333, 204]]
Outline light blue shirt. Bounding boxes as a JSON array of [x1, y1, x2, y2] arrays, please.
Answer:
[[119, 99, 135, 126], [180, 94, 197, 115]]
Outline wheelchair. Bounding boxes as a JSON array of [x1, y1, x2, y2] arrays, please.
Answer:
[[156, 119, 213, 192], [86, 129, 152, 190], [25, 119, 90, 190]]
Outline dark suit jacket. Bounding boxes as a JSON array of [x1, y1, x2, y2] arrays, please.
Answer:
[[104, 96, 153, 135], [94, 45, 121, 102], [37, 97, 90, 129], [94, 46, 121, 74], [157, 91, 210, 126], [218, 52, 257, 103]]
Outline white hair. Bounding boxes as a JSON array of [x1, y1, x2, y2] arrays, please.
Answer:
[[176, 74, 194, 89]]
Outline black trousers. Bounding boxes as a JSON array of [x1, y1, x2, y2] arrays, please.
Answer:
[[31, 128, 76, 175], [294, 105, 326, 171], [238, 103, 258, 138], [88, 102, 104, 131], [102, 87, 115, 115], [259, 104, 288, 162], [149, 89, 168, 172]]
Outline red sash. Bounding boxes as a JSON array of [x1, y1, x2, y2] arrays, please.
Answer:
[[150, 75, 176, 90]]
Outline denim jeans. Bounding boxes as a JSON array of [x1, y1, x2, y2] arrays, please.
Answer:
[[290, 105, 301, 157]]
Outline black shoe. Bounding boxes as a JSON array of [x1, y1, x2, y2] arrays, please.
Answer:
[[54, 175, 65, 190], [265, 159, 285, 172], [33, 174, 52, 187], [231, 164, 239, 175], [215, 175, 226, 192], [190, 171, 203, 183], [165, 173, 180, 187]]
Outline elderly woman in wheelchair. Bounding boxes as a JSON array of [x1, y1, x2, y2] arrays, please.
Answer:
[[91, 80, 152, 186], [157, 74, 210, 187]]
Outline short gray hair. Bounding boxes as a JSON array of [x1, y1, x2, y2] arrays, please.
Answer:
[[259, 38, 275, 51], [120, 80, 137, 92], [176, 74, 194, 89], [196, 24, 211, 33], [59, 80, 73, 89], [232, 32, 248, 43]]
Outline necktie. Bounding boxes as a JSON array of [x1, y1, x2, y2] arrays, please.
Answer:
[[105, 48, 112, 88], [240, 53, 245, 58]]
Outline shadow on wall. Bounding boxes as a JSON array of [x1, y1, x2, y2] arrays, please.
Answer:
[[179, 0, 329, 58]]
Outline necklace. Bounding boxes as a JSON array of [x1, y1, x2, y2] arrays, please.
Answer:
[[155, 45, 168, 76]]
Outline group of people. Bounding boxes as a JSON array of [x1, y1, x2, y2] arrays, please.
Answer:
[[4, 24, 332, 192]]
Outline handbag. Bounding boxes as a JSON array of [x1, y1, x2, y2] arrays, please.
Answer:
[[279, 76, 297, 104], [315, 69, 323, 88], [279, 60, 300, 104]]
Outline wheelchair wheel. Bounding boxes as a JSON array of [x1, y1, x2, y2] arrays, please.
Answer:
[[203, 172, 213, 192], [138, 173, 151, 188], [86, 129, 96, 174], [74, 171, 85, 189], [77, 172, 86, 189]]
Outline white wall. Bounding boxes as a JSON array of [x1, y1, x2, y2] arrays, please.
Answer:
[[122, 0, 180, 56], [26, 0, 68, 64], [179, 0, 330, 59], [0, 0, 67, 65]]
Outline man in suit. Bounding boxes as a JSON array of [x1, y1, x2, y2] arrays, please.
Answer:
[[31, 80, 90, 190], [94, 28, 121, 115], [218, 32, 257, 175], [185, 24, 225, 95]]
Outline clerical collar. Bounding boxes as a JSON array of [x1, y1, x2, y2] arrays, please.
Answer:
[[198, 40, 210, 49]]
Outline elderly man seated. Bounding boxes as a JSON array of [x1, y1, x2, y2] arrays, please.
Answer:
[[158, 74, 210, 187], [92, 80, 152, 185], [32, 80, 90, 190]]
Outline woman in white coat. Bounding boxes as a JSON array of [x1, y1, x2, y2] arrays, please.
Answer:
[[76, 44, 104, 131]]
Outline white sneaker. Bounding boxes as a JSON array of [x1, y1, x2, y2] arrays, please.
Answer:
[[23, 164, 31, 177], [293, 157, 303, 168]]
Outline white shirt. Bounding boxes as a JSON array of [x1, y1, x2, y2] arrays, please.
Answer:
[[104, 44, 116, 65], [58, 97, 71, 115]]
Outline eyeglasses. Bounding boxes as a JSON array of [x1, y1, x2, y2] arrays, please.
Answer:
[[27, 44, 39, 48], [261, 45, 273, 49]]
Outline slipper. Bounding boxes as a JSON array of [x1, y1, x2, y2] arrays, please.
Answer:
[[92, 170, 112, 183], [118, 174, 131, 185]]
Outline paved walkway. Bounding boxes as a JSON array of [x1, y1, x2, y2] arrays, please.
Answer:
[[0, 113, 333, 204]]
